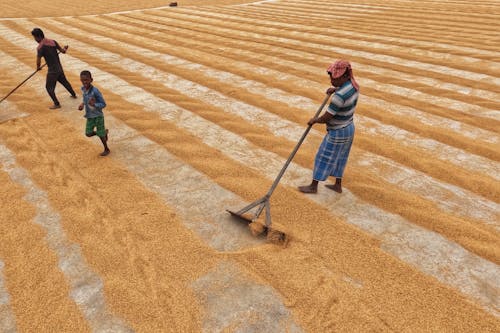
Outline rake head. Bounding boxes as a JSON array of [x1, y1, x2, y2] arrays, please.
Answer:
[[226, 207, 289, 247]]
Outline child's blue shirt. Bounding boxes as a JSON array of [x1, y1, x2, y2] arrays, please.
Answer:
[[81, 85, 106, 118]]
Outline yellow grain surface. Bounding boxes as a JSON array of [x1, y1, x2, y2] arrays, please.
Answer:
[[0, 0, 499, 332]]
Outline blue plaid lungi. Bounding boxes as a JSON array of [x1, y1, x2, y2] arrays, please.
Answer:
[[313, 122, 355, 181]]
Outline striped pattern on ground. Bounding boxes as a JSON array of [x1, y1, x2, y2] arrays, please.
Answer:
[[0, 0, 498, 331]]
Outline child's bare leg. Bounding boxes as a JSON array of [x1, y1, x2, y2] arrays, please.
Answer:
[[325, 178, 342, 193], [298, 180, 319, 193], [99, 129, 110, 156]]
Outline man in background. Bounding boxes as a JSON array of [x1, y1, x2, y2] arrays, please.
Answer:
[[31, 27, 77, 109]]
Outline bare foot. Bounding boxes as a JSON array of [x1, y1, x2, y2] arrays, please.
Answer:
[[100, 149, 110, 157], [325, 184, 342, 193], [298, 185, 317, 193], [49, 104, 61, 109]]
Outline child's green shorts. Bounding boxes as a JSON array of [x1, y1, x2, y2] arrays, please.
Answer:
[[86, 116, 106, 137]]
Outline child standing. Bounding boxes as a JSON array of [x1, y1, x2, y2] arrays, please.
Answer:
[[78, 70, 110, 156]]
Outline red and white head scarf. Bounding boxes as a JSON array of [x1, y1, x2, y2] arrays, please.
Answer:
[[327, 60, 359, 91]]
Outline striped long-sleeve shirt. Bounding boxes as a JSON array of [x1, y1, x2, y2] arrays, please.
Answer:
[[326, 80, 359, 130]]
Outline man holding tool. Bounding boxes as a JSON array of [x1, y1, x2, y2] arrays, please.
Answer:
[[31, 27, 77, 109], [298, 60, 360, 194]]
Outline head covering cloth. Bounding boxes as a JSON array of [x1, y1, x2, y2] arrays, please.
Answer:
[[327, 60, 359, 91]]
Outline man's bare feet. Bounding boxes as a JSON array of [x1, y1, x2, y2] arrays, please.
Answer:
[[325, 184, 342, 193], [298, 185, 318, 193], [49, 104, 61, 109], [100, 149, 110, 157]]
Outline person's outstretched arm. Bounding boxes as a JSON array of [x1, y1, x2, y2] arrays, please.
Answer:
[[55, 40, 68, 54]]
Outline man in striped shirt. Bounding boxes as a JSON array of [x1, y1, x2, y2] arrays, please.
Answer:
[[298, 60, 359, 194]]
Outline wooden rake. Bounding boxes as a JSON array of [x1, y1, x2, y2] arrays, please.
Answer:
[[226, 93, 332, 245]]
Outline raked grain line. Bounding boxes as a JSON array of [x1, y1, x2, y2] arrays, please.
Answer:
[[175, 6, 500, 62], [133, 10, 500, 98], [147, 9, 500, 75], [30, 19, 500, 188], [0, 143, 133, 333], [272, 2, 386, 14], [0, 100, 29, 123], [236, 0, 280, 6], [2, 50, 499, 318], [0, 260, 16, 333], [227, 3, 351, 22], [40, 17, 500, 179], [224, 2, 500, 46], [66, 16, 500, 149]]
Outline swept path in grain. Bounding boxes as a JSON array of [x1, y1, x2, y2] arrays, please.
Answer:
[[0, 147, 91, 333], [0, 260, 16, 333], [0, 142, 132, 332], [0, 100, 28, 124]]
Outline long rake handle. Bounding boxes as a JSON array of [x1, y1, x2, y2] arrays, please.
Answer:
[[228, 93, 332, 223], [0, 48, 62, 104], [0, 65, 46, 104], [265, 93, 332, 197]]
